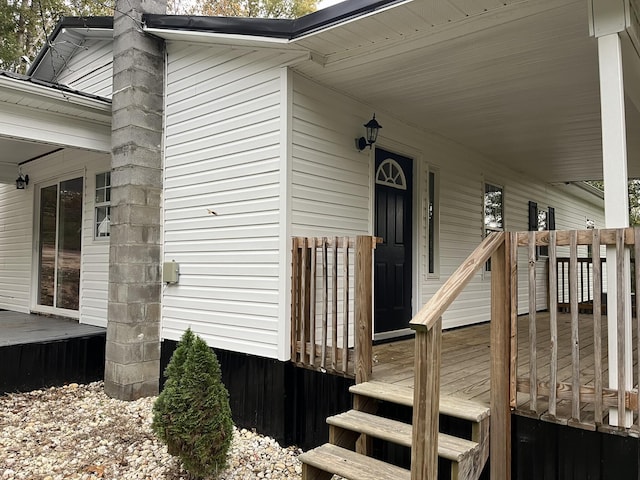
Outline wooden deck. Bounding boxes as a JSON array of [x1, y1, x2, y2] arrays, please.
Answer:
[[0, 311, 105, 347], [372, 321, 493, 404], [372, 312, 637, 429], [0, 311, 106, 394]]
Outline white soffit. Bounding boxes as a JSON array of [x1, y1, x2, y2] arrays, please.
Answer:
[[292, 0, 630, 183]]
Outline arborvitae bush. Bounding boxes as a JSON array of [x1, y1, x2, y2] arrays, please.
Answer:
[[152, 329, 233, 479]]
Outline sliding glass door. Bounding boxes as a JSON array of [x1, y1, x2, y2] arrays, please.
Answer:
[[37, 177, 83, 313]]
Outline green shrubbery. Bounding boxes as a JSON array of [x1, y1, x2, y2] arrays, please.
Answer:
[[152, 329, 233, 479]]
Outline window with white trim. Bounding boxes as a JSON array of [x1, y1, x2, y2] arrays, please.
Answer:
[[484, 182, 504, 271], [427, 169, 439, 276], [528, 201, 555, 257], [376, 159, 407, 190], [95, 172, 111, 239]]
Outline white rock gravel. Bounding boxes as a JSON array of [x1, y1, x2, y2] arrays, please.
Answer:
[[0, 382, 305, 479]]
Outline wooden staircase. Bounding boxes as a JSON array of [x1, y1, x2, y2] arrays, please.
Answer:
[[299, 380, 490, 480]]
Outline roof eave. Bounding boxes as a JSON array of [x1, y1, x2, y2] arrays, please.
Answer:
[[142, 0, 409, 41], [0, 74, 112, 117], [27, 16, 114, 78]]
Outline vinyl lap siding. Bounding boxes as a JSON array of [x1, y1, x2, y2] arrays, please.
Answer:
[[291, 74, 604, 331], [0, 150, 110, 324], [162, 44, 300, 359], [0, 185, 33, 311], [80, 154, 111, 327], [55, 39, 113, 98], [291, 75, 370, 236]]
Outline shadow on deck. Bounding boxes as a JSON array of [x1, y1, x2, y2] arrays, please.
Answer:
[[0, 311, 106, 394]]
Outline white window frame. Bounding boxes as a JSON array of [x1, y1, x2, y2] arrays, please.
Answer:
[[483, 182, 504, 272], [95, 171, 111, 239], [427, 167, 440, 278]]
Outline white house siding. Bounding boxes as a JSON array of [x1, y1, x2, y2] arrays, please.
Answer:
[[0, 149, 110, 325], [55, 39, 113, 98], [0, 182, 34, 312], [291, 73, 605, 330], [162, 43, 305, 359], [79, 154, 111, 327]]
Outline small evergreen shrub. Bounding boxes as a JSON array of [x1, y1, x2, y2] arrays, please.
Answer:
[[152, 329, 234, 479]]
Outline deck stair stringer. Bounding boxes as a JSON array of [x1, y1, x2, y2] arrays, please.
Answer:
[[298, 380, 490, 480]]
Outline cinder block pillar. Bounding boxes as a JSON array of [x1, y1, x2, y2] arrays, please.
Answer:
[[105, 0, 167, 400]]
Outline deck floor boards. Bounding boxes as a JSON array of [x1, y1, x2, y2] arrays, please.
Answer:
[[371, 312, 637, 426], [0, 311, 105, 346]]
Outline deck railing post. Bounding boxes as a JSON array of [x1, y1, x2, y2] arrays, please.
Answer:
[[354, 235, 373, 384], [411, 318, 442, 480], [291, 238, 300, 363], [490, 233, 512, 480]]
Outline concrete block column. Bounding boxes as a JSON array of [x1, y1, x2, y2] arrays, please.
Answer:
[[104, 0, 167, 401]]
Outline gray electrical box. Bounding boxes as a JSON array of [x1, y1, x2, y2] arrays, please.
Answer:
[[163, 261, 180, 284]]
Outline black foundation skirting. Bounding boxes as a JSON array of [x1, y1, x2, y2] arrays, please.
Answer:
[[160, 340, 353, 450], [0, 333, 106, 395], [513, 415, 640, 479]]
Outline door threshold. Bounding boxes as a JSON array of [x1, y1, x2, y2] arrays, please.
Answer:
[[373, 328, 414, 345]]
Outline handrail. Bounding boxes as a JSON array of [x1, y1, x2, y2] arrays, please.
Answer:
[[410, 230, 510, 480], [410, 231, 506, 332]]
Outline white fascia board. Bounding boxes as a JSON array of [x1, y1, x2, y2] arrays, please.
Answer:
[[0, 76, 111, 119], [145, 27, 313, 62], [145, 27, 290, 45], [0, 102, 111, 152]]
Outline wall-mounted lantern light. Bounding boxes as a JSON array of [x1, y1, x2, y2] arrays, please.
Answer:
[[16, 171, 29, 190], [355, 114, 382, 151]]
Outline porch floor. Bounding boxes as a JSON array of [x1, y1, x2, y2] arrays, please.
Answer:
[[372, 312, 638, 431], [0, 311, 105, 347], [0, 311, 106, 394]]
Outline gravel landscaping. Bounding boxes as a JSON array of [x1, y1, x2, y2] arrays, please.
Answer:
[[0, 382, 304, 479]]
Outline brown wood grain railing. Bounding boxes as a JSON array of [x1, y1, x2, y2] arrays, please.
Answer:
[[514, 228, 639, 431], [409, 232, 511, 480], [291, 236, 377, 382], [556, 256, 636, 315]]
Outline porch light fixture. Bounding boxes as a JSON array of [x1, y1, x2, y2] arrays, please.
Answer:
[[15, 171, 29, 190], [356, 114, 382, 151]]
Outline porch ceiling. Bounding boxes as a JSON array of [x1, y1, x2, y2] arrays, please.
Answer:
[[0, 138, 60, 166], [293, 0, 640, 183]]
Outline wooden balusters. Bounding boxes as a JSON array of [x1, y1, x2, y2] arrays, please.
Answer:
[[291, 236, 376, 380]]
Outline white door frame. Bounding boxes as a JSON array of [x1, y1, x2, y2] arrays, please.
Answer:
[[31, 172, 85, 319]]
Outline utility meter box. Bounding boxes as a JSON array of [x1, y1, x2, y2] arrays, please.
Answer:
[[163, 261, 180, 284]]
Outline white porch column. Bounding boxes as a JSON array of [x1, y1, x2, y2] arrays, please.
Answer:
[[598, 32, 632, 428]]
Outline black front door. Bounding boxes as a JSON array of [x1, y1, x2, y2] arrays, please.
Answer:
[[374, 149, 412, 335]]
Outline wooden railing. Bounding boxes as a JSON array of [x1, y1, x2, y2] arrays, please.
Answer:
[[409, 228, 640, 479], [409, 232, 511, 479], [556, 256, 636, 315], [514, 229, 639, 430], [291, 236, 377, 383]]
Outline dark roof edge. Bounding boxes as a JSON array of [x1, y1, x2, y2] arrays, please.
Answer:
[[291, 0, 406, 38], [142, 15, 293, 38], [28, 16, 114, 76], [142, 0, 404, 40]]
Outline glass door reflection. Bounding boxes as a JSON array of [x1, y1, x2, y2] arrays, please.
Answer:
[[37, 177, 83, 311]]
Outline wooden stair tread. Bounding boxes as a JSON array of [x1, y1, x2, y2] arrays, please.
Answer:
[[327, 409, 479, 462], [299, 443, 411, 480], [350, 380, 490, 422]]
